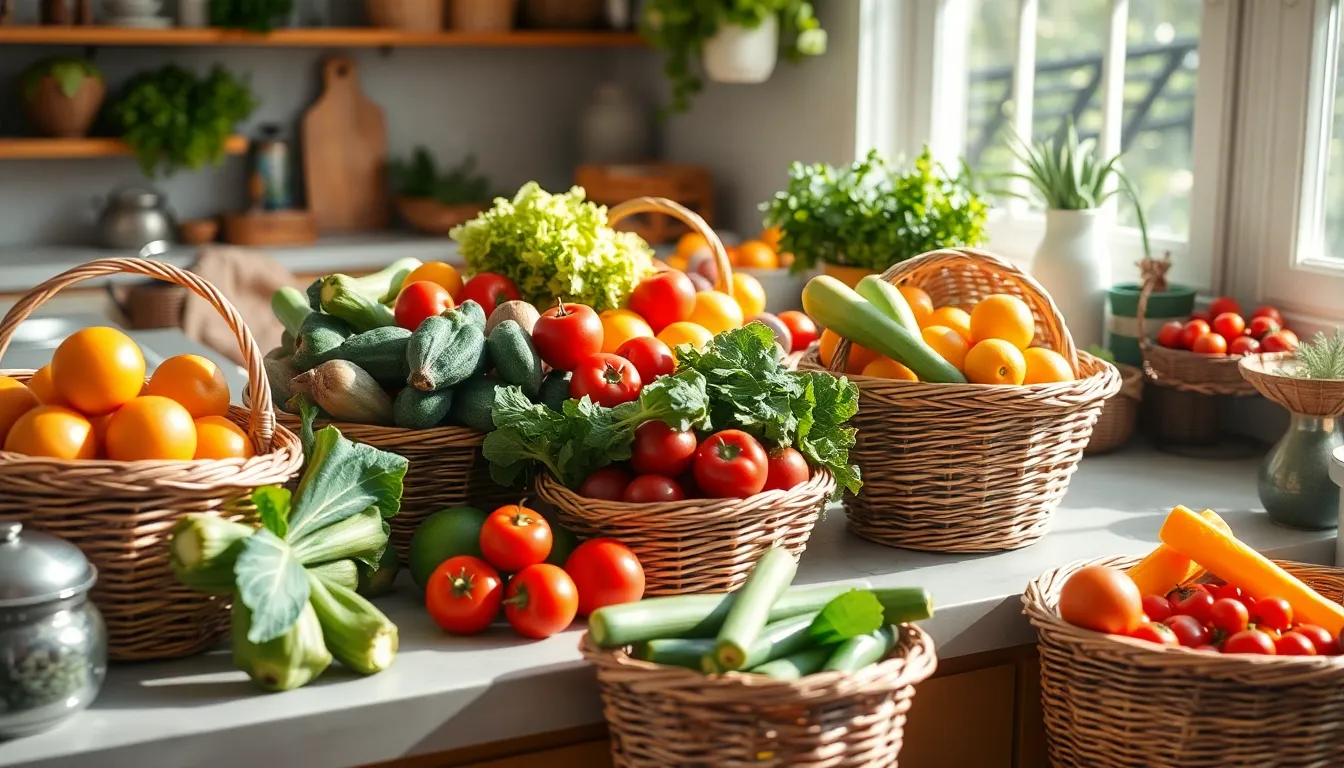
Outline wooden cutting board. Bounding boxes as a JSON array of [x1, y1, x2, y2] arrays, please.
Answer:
[[302, 56, 389, 232]]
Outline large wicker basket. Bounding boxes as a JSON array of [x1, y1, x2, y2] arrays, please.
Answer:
[[802, 248, 1121, 553], [581, 623, 938, 767], [1138, 278, 1257, 396], [1084, 362, 1142, 455], [0, 259, 304, 661], [1024, 555, 1344, 768]]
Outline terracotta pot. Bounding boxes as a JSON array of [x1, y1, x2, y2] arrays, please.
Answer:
[[821, 261, 876, 289], [450, 0, 516, 31], [396, 197, 486, 235], [23, 75, 105, 139], [522, 0, 600, 28], [179, 218, 219, 245]]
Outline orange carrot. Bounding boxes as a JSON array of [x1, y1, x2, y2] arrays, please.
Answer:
[[1127, 507, 1230, 596]]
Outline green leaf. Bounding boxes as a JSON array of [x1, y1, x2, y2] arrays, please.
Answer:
[[809, 590, 885, 645], [286, 426, 408, 545], [253, 485, 291, 538], [296, 394, 320, 457], [234, 529, 310, 644]]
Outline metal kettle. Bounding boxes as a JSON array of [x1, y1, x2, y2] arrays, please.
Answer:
[[96, 186, 176, 254]]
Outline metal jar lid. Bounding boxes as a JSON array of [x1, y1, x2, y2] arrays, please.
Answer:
[[0, 522, 98, 608]]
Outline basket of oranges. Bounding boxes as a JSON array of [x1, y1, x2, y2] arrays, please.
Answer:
[[800, 248, 1120, 553], [0, 258, 303, 661]]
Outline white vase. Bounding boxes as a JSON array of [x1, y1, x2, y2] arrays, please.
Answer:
[[1030, 209, 1109, 350], [177, 0, 209, 26], [702, 13, 779, 84], [578, 83, 652, 165]]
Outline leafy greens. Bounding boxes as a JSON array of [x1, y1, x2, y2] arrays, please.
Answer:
[[808, 590, 885, 646]]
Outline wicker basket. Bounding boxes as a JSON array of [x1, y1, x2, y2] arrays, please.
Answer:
[[1138, 278, 1256, 396], [1084, 362, 1142, 455], [1024, 555, 1344, 768], [1240, 352, 1344, 417], [805, 248, 1121, 553], [581, 623, 938, 767], [0, 259, 304, 661]]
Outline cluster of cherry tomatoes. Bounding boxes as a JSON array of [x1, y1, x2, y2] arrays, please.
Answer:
[[425, 505, 645, 640], [394, 267, 521, 330], [1156, 298, 1297, 357], [1136, 584, 1337, 656]]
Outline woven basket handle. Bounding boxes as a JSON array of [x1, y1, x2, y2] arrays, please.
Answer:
[[608, 197, 734, 297], [0, 258, 277, 452], [1135, 275, 1158, 356], [828, 247, 1080, 376]]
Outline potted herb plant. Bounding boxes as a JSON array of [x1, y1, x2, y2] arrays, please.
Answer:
[[111, 64, 257, 178], [20, 58, 105, 139], [640, 0, 827, 113], [761, 148, 989, 287], [391, 148, 494, 236]]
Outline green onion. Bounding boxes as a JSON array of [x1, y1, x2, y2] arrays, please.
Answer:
[[749, 646, 835, 681], [821, 626, 897, 673], [703, 612, 817, 673], [714, 548, 798, 670]]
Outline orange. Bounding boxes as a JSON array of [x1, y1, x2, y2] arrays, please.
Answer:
[[965, 340, 1027, 385], [970, 294, 1035, 350], [656, 322, 714, 362], [899, 285, 935, 327], [725, 245, 742, 266], [818, 329, 841, 366], [88, 412, 114, 458], [676, 232, 710, 259], [194, 415, 254, 460], [4, 405, 96, 459], [105, 396, 197, 461], [731, 273, 768, 318], [862, 357, 918, 381], [921, 326, 970, 371], [51, 327, 145, 416], [818, 331, 878, 374], [1022, 348, 1075, 384], [663, 255, 688, 272], [599, 309, 654, 354], [735, 240, 780, 270], [27, 365, 66, 406], [146, 354, 231, 419], [927, 306, 972, 343], [760, 226, 784, 252], [688, 290, 744, 335], [0, 377, 39, 445], [778, 252, 796, 269], [402, 261, 464, 300]]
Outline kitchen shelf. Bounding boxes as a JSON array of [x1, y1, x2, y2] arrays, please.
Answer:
[[0, 27, 646, 48], [0, 134, 249, 159]]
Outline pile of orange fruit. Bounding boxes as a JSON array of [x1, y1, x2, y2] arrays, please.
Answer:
[[818, 288, 1076, 386], [0, 327, 253, 462], [665, 227, 793, 273]]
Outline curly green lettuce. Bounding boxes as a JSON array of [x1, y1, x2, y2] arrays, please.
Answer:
[[450, 183, 654, 312]]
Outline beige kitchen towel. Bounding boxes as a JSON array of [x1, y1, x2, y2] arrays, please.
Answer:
[[181, 246, 302, 367]]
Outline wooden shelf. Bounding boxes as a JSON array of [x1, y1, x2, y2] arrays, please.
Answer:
[[0, 27, 646, 48], [0, 134, 249, 159]]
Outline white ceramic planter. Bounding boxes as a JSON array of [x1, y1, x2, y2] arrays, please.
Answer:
[[177, 0, 209, 26], [702, 14, 779, 84], [1332, 445, 1344, 565], [1030, 208, 1109, 350]]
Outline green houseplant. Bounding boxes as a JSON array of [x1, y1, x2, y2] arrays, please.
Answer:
[[210, 0, 294, 32], [20, 58, 105, 139], [760, 148, 989, 284], [640, 0, 827, 114], [390, 148, 496, 236], [111, 64, 257, 178]]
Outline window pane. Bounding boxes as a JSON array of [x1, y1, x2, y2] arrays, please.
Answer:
[[1322, 14, 1344, 262], [965, 0, 1019, 180]]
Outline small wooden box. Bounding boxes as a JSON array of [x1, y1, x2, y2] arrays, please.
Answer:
[[576, 164, 714, 245], [223, 210, 318, 246]]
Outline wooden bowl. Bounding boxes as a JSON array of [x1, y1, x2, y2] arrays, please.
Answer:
[[178, 218, 219, 245], [396, 197, 486, 236]]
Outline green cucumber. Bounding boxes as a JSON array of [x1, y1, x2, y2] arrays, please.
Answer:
[[855, 275, 922, 337], [750, 646, 835, 680], [457, 299, 487, 333], [393, 386, 454, 429], [487, 320, 543, 399], [631, 638, 709, 670], [822, 625, 897, 673], [802, 275, 966, 383], [714, 548, 798, 670], [703, 612, 817, 673], [272, 286, 313, 337], [408, 311, 485, 392], [293, 313, 353, 371], [539, 370, 571, 411], [448, 374, 500, 432], [321, 326, 412, 388]]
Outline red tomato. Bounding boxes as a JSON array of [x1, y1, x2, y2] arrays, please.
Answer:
[[1289, 625, 1340, 655], [1129, 622, 1178, 646], [777, 311, 820, 353], [763, 447, 811, 492], [631, 421, 698, 476], [480, 505, 553, 573], [1141, 594, 1173, 623], [1059, 566, 1145, 634], [1157, 321, 1185, 349], [425, 555, 503, 635], [1261, 330, 1300, 353], [503, 563, 579, 639], [1193, 644, 1221, 653], [458, 273, 521, 317], [616, 337, 676, 383], [622, 474, 686, 503], [563, 538, 645, 616], [1190, 310, 1212, 324], [1275, 632, 1318, 656], [1209, 598, 1249, 636], [578, 466, 632, 501], [693, 430, 769, 498], [1193, 332, 1228, 355], [1168, 586, 1215, 624], [394, 281, 455, 331], [1163, 615, 1212, 647], [1224, 629, 1277, 655], [1228, 336, 1260, 356], [534, 301, 604, 371], [1248, 316, 1281, 340], [627, 272, 696, 333], [1213, 584, 1244, 602], [1180, 319, 1211, 350], [1251, 596, 1293, 632], [1212, 312, 1245, 340], [1208, 297, 1242, 319], [1251, 305, 1284, 327], [570, 353, 642, 407]]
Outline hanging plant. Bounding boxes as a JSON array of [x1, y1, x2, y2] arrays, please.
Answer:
[[210, 0, 294, 33]]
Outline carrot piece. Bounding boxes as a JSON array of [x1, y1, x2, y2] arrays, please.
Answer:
[[1158, 505, 1344, 636], [1127, 507, 1231, 595]]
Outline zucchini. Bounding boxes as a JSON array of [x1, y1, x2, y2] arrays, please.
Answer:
[[855, 276, 922, 337], [486, 320, 543, 399], [272, 286, 313, 337], [291, 360, 394, 425], [373, 257, 425, 304], [750, 646, 835, 681], [631, 638, 710, 670], [539, 370, 571, 411], [703, 612, 817, 673], [802, 275, 966, 383], [587, 582, 875, 648], [408, 311, 485, 392], [448, 374, 499, 431], [322, 326, 412, 388], [307, 559, 360, 592], [393, 386, 454, 429], [714, 548, 798, 670], [822, 625, 897, 673], [320, 275, 397, 332], [457, 299, 487, 333], [305, 277, 324, 311], [293, 313, 353, 371]]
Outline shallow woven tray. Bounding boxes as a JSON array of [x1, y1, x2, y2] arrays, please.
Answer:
[[1084, 362, 1142, 455], [1024, 555, 1344, 768], [1240, 352, 1344, 417], [581, 622, 937, 767], [1137, 278, 1257, 396], [0, 258, 304, 661]]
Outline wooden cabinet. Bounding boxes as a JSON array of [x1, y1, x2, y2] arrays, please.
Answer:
[[900, 664, 1017, 768]]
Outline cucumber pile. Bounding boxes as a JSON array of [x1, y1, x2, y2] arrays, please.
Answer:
[[588, 549, 934, 680]]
